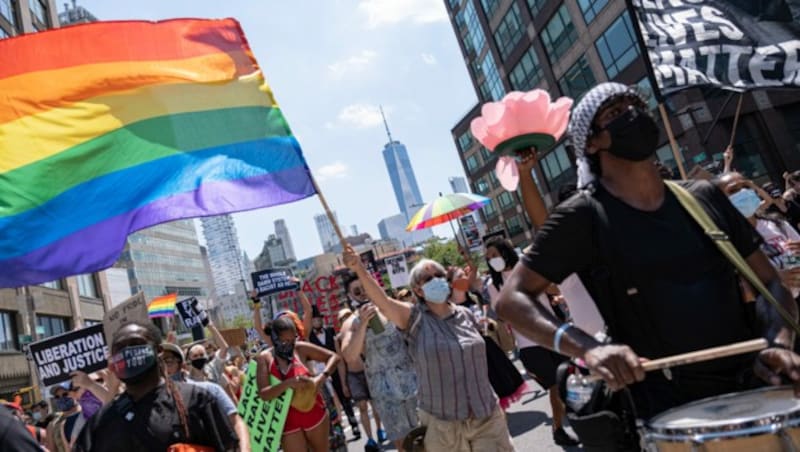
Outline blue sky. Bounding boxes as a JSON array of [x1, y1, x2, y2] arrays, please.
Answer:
[[76, 0, 477, 260]]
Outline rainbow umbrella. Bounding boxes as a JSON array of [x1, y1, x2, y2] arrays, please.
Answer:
[[406, 193, 490, 231]]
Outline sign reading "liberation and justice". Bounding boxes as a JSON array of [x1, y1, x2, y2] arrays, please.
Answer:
[[30, 324, 108, 386]]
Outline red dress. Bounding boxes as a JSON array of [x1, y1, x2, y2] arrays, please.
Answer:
[[269, 355, 327, 435]]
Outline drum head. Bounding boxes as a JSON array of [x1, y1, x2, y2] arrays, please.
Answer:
[[649, 386, 800, 430]]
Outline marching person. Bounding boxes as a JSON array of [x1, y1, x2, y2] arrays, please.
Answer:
[[46, 382, 83, 452], [0, 405, 41, 452], [252, 281, 313, 348], [256, 313, 341, 452], [340, 273, 418, 452], [344, 247, 514, 452], [308, 305, 361, 440], [161, 342, 251, 451], [74, 322, 240, 451], [495, 82, 800, 448]]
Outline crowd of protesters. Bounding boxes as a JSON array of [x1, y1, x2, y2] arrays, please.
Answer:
[[6, 82, 800, 452]]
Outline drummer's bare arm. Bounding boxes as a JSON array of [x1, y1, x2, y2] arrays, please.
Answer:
[[498, 263, 645, 391], [746, 251, 800, 394]]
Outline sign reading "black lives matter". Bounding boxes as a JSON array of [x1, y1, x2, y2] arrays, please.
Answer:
[[629, 0, 800, 93], [30, 324, 108, 386]]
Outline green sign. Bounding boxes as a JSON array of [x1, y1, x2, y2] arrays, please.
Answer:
[[237, 360, 293, 452]]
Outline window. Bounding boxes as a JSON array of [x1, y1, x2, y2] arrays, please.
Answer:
[[483, 199, 498, 219], [0, 0, 14, 25], [0, 311, 17, 351], [0, 26, 8, 38], [541, 144, 576, 193], [475, 177, 490, 195], [479, 146, 495, 164], [506, 215, 525, 236], [77, 273, 97, 298], [478, 52, 505, 101], [449, 0, 461, 9], [457, 130, 475, 153], [488, 169, 499, 188], [528, 0, 546, 16], [498, 191, 515, 209], [493, 4, 524, 61], [595, 13, 639, 79], [480, 0, 501, 19], [37, 315, 69, 339], [635, 77, 659, 113], [38, 280, 62, 290], [28, 0, 47, 25], [464, 1, 486, 54], [466, 155, 480, 174], [541, 5, 578, 62], [578, 0, 609, 24], [84, 320, 102, 326], [509, 46, 544, 91], [559, 56, 596, 99]]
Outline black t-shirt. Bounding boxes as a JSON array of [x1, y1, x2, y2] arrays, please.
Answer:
[[74, 382, 238, 452], [522, 180, 763, 373]]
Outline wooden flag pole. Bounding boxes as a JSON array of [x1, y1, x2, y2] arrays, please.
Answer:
[[728, 93, 745, 149], [658, 103, 688, 180], [309, 174, 348, 249]]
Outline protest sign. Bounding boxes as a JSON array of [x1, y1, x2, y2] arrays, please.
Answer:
[[459, 214, 482, 251], [628, 0, 800, 94], [30, 324, 108, 386], [275, 275, 343, 327], [220, 328, 246, 347], [251, 268, 299, 298], [175, 297, 208, 330], [102, 292, 149, 347], [237, 361, 292, 452], [384, 254, 410, 288]]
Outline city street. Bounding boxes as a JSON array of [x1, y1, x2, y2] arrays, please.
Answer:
[[345, 370, 582, 451]]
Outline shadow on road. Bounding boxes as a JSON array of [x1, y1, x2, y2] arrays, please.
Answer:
[[506, 410, 550, 437]]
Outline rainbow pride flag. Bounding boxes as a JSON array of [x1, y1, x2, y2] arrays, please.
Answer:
[[0, 19, 316, 287], [148, 293, 177, 318]]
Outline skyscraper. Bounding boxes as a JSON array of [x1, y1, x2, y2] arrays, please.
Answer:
[[0, 0, 59, 37], [449, 176, 469, 194], [380, 108, 424, 216], [58, 0, 97, 25], [314, 212, 339, 253], [201, 215, 250, 323], [274, 219, 296, 261]]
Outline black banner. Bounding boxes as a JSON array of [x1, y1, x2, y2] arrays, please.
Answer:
[[30, 324, 108, 386], [251, 268, 298, 298], [629, 0, 800, 94], [176, 297, 208, 330]]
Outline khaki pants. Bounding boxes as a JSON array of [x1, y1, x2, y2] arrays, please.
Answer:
[[419, 406, 515, 452]]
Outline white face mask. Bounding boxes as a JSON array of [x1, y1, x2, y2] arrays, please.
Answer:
[[489, 257, 506, 272]]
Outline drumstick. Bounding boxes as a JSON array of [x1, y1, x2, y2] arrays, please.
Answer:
[[585, 338, 768, 382]]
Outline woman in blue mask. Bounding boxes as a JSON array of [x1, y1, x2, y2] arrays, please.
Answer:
[[343, 246, 516, 451], [720, 172, 800, 303], [256, 313, 340, 452]]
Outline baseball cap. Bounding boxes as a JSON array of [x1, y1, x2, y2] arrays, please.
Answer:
[[161, 342, 185, 363]]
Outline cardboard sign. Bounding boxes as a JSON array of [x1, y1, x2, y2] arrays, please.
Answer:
[[102, 292, 149, 347], [275, 276, 343, 328], [175, 297, 208, 330], [384, 254, 409, 288], [251, 268, 299, 298], [30, 324, 108, 386], [237, 361, 292, 452], [219, 328, 246, 347]]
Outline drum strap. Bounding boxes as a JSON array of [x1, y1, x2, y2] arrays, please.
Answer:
[[666, 181, 800, 337]]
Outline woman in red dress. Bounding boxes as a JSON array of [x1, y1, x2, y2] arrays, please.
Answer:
[[256, 313, 341, 452]]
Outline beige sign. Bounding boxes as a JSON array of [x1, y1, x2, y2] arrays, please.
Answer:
[[102, 292, 149, 347]]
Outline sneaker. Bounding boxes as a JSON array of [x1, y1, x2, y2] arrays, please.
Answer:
[[553, 427, 580, 446], [377, 428, 387, 443], [351, 425, 361, 440], [364, 438, 380, 452]]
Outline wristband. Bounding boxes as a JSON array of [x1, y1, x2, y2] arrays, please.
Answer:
[[250, 296, 260, 304], [553, 323, 573, 355]]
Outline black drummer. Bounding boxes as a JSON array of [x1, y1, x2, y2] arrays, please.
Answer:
[[496, 84, 800, 428]]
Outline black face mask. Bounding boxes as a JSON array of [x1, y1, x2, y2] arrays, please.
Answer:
[[602, 105, 659, 162], [191, 357, 208, 370]]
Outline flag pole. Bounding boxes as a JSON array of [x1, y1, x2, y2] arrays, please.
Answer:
[[625, 0, 687, 180], [309, 173, 348, 249], [728, 93, 745, 149]]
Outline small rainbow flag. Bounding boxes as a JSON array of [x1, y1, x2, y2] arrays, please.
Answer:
[[0, 19, 316, 288], [148, 294, 177, 318]]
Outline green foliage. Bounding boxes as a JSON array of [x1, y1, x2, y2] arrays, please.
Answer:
[[421, 238, 467, 268], [231, 315, 252, 329]]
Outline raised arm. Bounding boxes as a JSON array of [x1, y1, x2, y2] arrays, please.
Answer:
[[723, 145, 734, 174], [517, 148, 549, 228], [296, 282, 313, 340], [342, 245, 412, 330], [207, 319, 229, 362], [251, 291, 272, 346]]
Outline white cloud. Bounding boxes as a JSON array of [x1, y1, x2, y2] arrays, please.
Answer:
[[327, 50, 378, 79], [421, 52, 437, 65], [358, 0, 448, 28], [316, 161, 349, 181], [336, 103, 385, 128]]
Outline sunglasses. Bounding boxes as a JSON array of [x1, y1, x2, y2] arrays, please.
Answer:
[[420, 272, 446, 285], [351, 287, 364, 297]]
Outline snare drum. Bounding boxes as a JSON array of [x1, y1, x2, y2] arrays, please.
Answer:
[[644, 386, 800, 451]]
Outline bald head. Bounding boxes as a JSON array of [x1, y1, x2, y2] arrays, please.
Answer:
[[187, 344, 208, 361]]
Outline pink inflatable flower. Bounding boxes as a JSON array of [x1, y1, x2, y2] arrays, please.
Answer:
[[470, 89, 573, 191]]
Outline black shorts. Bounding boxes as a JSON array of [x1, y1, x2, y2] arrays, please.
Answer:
[[346, 371, 371, 402], [519, 346, 568, 389]]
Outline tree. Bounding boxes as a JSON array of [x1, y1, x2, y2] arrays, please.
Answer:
[[422, 238, 466, 268]]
